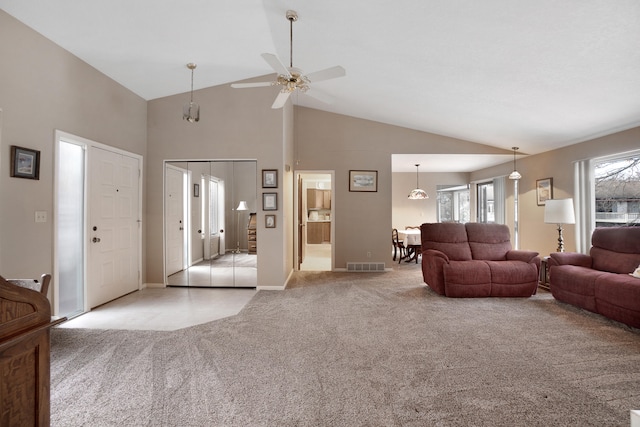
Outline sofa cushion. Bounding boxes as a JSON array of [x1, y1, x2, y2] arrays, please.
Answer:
[[594, 273, 640, 329], [465, 223, 512, 261], [485, 260, 538, 297], [550, 265, 605, 313], [591, 226, 640, 274], [421, 223, 472, 261], [443, 260, 491, 297]]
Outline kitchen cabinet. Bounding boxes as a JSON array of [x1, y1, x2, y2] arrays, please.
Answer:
[[307, 222, 331, 244], [307, 189, 331, 209]]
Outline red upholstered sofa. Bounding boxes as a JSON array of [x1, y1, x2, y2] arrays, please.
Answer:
[[548, 226, 640, 329], [420, 222, 540, 297]]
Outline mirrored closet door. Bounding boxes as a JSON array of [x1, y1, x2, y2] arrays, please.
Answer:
[[164, 160, 257, 287]]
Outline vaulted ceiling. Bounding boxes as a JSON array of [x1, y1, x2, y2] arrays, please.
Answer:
[[2, 0, 639, 172]]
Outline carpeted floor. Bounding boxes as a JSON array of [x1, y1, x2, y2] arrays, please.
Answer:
[[50, 267, 640, 426]]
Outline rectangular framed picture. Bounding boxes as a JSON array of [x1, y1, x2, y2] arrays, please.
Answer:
[[265, 214, 276, 228], [536, 177, 553, 206], [349, 170, 378, 192], [193, 183, 199, 197], [10, 145, 40, 180], [263, 192, 277, 211], [262, 169, 278, 188]]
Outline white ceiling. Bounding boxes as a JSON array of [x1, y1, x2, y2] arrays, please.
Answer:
[[2, 1, 639, 170]]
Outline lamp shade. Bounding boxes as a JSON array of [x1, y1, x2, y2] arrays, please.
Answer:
[[236, 201, 248, 211], [544, 198, 575, 225]]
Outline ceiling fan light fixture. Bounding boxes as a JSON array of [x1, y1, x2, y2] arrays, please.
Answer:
[[408, 164, 429, 200], [183, 63, 200, 123], [508, 146, 521, 180]]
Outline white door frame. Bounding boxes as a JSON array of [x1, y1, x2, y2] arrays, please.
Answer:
[[54, 130, 143, 317], [294, 171, 335, 271]]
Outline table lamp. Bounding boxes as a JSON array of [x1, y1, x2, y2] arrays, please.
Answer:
[[544, 198, 575, 252]]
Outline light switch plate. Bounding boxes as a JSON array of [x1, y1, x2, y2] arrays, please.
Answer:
[[35, 211, 47, 223]]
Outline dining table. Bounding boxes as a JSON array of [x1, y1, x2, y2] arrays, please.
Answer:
[[398, 229, 421, 262]]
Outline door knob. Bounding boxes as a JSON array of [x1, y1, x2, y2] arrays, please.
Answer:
[[92, 237, 101, 243]]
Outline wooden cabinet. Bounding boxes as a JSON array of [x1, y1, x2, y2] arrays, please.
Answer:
[[307, 189, 331, 209], [247, 213, 257, 254], [0, 277, 63, 426], [322, 222, 331, 242], [307, 222, 331, 244]]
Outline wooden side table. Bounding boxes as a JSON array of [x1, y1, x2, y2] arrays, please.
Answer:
[[539, 256, 550, 291]]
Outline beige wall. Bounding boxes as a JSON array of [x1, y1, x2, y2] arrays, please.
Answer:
[[0, 11, 147, 282], [471, 126, 640, 256], [294, 107, 509, 267], [146, 79, 294, 287]]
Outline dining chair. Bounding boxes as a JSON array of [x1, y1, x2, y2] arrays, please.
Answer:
[[404, 226, 421, 264], [392, 228, 407, 262]]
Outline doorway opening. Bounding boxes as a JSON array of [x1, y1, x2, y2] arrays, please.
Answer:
[[296, 172, 334, 271]]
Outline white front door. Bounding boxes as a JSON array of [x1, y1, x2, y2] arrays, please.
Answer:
[[88, 146, 140, 308], [165, 165, 185, 276]]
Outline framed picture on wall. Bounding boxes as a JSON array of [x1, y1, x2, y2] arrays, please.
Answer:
[[193, 183, 199, 197], [349, 170, 377, 192], [262, 169, 278, 188], [265, 214, 276, 228], [263, 192, 277, 211], [536, 177, 553, 206], [10, 145, 40, 180]]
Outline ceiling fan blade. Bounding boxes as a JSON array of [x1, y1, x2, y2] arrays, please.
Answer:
[[305, 65, 346, 83], [231, 82, 273, 88], [271, 91, 291, 109], [303, 89, 335, 105], [261, 53, 291, 77]]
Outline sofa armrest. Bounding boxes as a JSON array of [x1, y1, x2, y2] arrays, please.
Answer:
[[506, 250, 539, 263], [548, 252, 592, 268], [423, 249, 450, 263]]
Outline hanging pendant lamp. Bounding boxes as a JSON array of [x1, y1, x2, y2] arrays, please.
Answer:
[[183, 63, 200, 123], [408, 164, 429, 199], [508, 146, 522, 180]]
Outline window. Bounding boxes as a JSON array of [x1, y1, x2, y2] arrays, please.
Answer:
[[477, 181, 495, 223], [594, 153, 640, 227], [437, 185, 470, 223]]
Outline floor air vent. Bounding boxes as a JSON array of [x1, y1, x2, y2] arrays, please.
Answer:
[[346, 262, 386, 272]]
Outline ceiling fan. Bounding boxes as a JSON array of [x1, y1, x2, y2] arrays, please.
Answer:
[[231, 10, 346, 109]]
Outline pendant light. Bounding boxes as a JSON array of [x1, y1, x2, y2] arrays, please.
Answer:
[[508, 146, 522, 180], [408, 164, 429, 200], [183, 63, 200, 123]]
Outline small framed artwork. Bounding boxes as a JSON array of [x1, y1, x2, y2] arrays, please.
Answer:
[[265, 214, 276, 228], [193, 183, 200, 197], [349, 170, 378, 192], [10, 145, 40, 180], [263, 192, 277, 211], [262, 169, 278, 188], [536, 178, 553, 206]]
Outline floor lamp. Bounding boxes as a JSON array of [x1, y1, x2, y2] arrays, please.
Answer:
[[544, 198, 575, 252], [234, 201, 248, 254]]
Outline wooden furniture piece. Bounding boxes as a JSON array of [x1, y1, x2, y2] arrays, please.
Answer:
[[392, 229, 407, 262], [404, 226, 422, 264], [0, 274, 63, 426], [247, 213, 257, 254], [307, 189, 331, 209], [307, 222, 331, 244]]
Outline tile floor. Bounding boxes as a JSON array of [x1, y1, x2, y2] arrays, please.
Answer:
[[58, 286, 257, 331], [58, 244, 331, 331]]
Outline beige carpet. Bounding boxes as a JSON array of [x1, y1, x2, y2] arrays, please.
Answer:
[[50, 267, 640, 426]]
